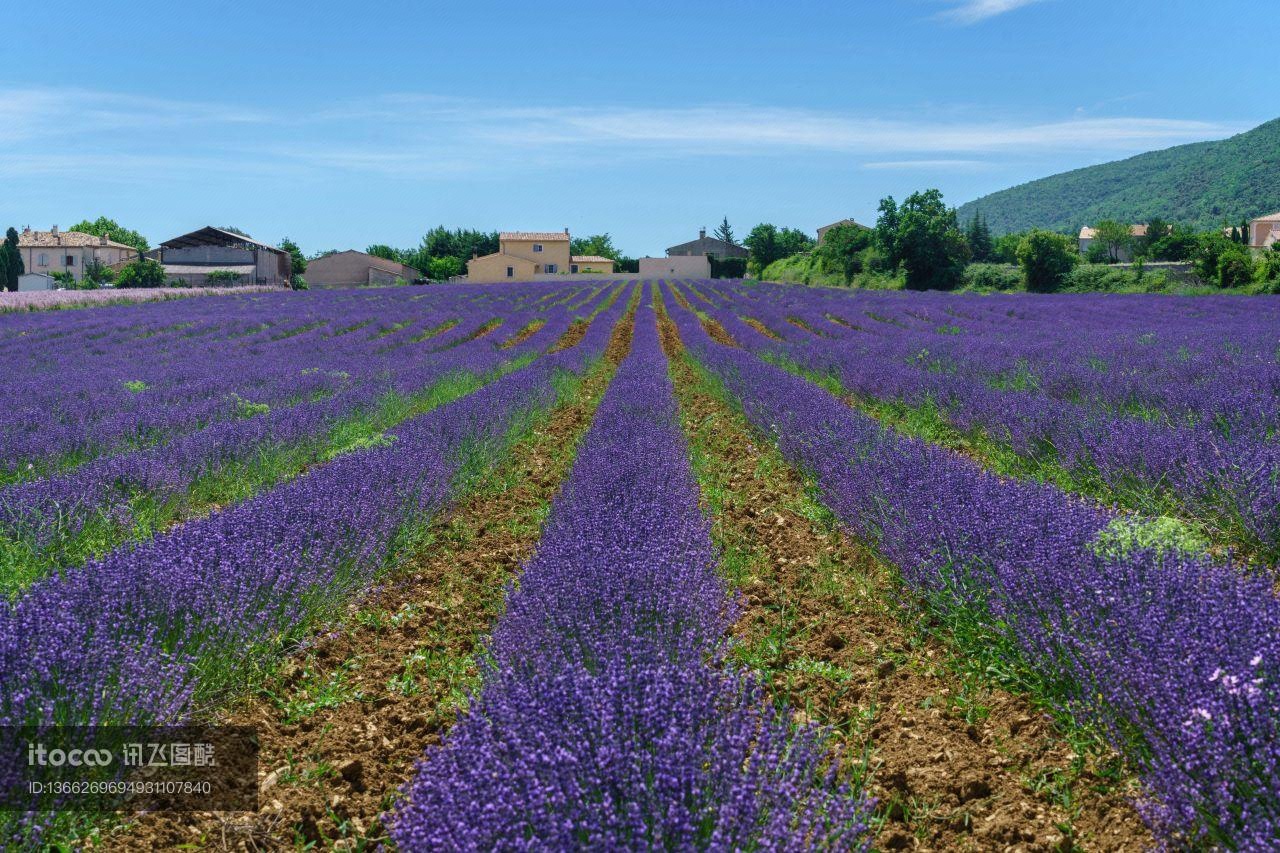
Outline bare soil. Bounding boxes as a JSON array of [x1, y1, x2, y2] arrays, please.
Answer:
[[108, 312, 633, 851], [659, 308, 1152, 852]]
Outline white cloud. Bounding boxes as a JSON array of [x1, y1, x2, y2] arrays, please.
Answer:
[[936, 0, 1048, 24], [863, 159, 990, 170], [0, 86, 1247, 181]]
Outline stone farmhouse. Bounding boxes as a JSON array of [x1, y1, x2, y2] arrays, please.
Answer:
[[16, 226, 139, 283]]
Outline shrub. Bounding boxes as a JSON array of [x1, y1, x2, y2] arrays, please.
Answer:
[[1017, 229, 1077, 293], [204, 269, 243, 286], [290, 275, 309, 291], [962, 263, 1022, 291], [1216, 247, 1254, 289], [113, 259, 167, 289], [1065, 264, 1134, 292]]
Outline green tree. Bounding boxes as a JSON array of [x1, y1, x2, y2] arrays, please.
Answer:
[[990, 231, 1025, 264], [366, 244, 405, 263], [3, 227, 23, 292], [713, 217, 736, 246], [67, 216, 149, 252], [777, 227, 815, 258], [278, 237, 307, 278], [815, 223, 873, 284], [569, 233, 620, 261], [876, 190, 970, 291], [1139, 218, 1170, 258], [1092, 220, 1134, 263], [427, 256, 463, 281], [1217, 245, 1254, 288], [114, 258, 167, 289], [744, 224, 781, 276], [1016, 229, 1078, 293], [965, 214, 994, 262], [1192, 232, 1235, 281]]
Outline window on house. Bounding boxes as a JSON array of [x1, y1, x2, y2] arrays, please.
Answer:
[[532, 244, 543, 253], [570, 264, 579, 274], [506, 266, 514, 277], [545, 264, 557, 274], [65, 256, 75, 266], [38, 253, 48, 267]]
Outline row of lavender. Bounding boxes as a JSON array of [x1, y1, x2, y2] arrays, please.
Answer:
[[0, 283, 598, 484], [666, 286, 1279, 849], [0, 286, 613, 591], [703, 280, 1280, 435], [0, 286, 630, 847], [389, 291, 871, 850], [691, 281, 1280, 557]]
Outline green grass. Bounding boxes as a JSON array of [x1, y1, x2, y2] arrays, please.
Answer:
[[756, 352, 1269, 564], [0, 357, 539, 597], [672, 339, 1137, 843]]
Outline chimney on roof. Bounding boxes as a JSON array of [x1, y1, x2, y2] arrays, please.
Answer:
[[51, 225, 58, 235], [563, 227, 569, 235], [699, 227, 706, 240], [100, 234, 109, 246]]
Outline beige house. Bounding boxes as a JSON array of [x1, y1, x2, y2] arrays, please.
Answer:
[[1249, 212, 1280, 250], [306, 250, 422, 287], [468, 231, 572, 281], [569, 255, 615, 275], [17, 226, 139, 282]]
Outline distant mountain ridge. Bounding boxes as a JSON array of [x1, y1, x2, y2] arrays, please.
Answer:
[[957, 117, 1280, 235]]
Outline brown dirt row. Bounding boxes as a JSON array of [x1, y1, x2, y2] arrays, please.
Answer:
[[658, 307, 1152, 852], [740, 315, 782, 340], [109, 312, 635, 851], [498, 318, 546, 349]]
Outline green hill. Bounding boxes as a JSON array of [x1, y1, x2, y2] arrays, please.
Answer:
[[957, 117, 1280, 235]]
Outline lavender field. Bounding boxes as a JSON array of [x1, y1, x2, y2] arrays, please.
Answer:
[[2, 280, 1276, 850]]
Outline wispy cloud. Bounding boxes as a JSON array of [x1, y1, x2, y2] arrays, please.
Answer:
[[935, 0, 1048, 24], [863, 159, 990, 170], [0, 86, 1246, 181]]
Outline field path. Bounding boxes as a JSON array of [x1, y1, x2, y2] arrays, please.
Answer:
[[659, 301, 1152, 852], [106, 307, 635, 851]]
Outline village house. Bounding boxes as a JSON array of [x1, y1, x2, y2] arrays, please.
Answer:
[[467, 230, 614, 281], [16, 226, 139, 282], [816, 218, 870, 244], [1078, 224, 1151, 262], [468, 230, 569, 281], [665, 228, 748, 259], [306, 250, 422, 287], [1249, 212, 1280, 250], [153, 226, 291, 287], [568, 255, 616, 275]]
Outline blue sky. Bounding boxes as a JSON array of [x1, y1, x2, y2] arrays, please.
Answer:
[[1, 1, 1273, 257]]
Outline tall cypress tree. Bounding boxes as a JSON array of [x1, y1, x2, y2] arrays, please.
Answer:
[[3, 228, 23, 292], [966, 213, 993, 262]]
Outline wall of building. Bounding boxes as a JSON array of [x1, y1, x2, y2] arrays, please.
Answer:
[[19, 245, 136, 281], [468, 253, 538, 282], [499, 238, 571, 272], [307, 252, 414, 286], [639, 255, 711, 278], [17, 273, 56, 291]]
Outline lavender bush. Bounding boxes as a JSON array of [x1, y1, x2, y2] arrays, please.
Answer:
[[666, 284, 1279, 849], [388, 291, 871, 851]]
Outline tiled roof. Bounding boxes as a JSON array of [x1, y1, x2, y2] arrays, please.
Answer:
[[571, 255, 614, 263], [1255, 212, 1280, 222], [18, 229, 138, 250], [501, 232, 570, 242]]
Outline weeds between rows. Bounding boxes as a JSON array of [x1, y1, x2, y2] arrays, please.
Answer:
[[657, 295, 1150, 851], [104, 295, 638, 851]]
